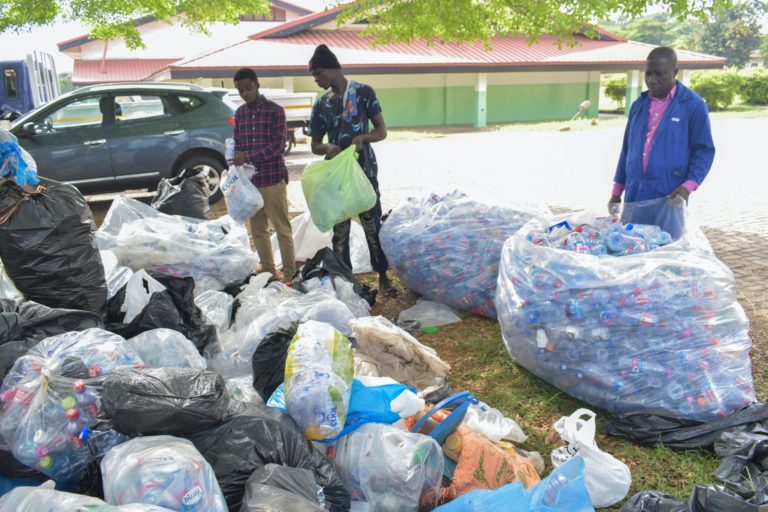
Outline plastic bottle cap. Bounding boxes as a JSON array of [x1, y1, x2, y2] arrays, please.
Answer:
[[422, 326, 438, 334]]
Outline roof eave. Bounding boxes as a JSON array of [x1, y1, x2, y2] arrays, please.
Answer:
[[169, 60, 725, 78]]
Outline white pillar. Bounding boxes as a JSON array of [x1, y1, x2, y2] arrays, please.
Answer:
[[474, 73, 487, 128], [282, 76, 294, 93], [680, 69, 692, 86]]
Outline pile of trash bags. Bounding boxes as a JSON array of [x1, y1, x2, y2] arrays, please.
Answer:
[[495, 203, 754, 421], [381, 190, 549, 317]]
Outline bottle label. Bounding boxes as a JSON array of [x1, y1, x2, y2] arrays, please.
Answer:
[[182, 484, 204, 506]]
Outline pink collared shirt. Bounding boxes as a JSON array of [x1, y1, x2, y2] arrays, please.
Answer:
[[612, 84, 698, 197]]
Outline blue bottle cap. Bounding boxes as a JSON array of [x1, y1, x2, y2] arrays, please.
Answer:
[[79, 426, 91, 442]]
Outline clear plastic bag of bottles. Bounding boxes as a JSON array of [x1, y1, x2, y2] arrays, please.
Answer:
[[125, 329, 207, 370], [101, 435, 228, 511], [96, 195, 258, 292], [495, 201, 754, 421], [284, 320, 354, 440], [0, 328, 145, 481], [330, 422, 444, 512], [0, 481, 176, 511], [380, 190, 550, 317]]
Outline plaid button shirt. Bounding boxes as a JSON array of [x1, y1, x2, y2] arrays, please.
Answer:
[[233, 97, 288, 188]]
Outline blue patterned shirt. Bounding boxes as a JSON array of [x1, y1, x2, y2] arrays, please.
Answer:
[[310, 80, 382, 177]]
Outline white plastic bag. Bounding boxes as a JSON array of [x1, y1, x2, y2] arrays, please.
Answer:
[[194, 290, 234, 334], [221, 165, 264, 224], [398, 298, 461, 328], [121, 270, 166, 323], [0, 258, 22, 301], [550, 408, 631, 508], [464, 399, 528, 444], [125, 329, 207, 370]]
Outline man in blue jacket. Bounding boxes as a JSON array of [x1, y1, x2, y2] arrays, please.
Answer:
[[608, 47, 715, 233]]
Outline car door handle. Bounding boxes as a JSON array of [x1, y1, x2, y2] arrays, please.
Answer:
[[83, 139, 106, 146], [164, 130, 185, 136]]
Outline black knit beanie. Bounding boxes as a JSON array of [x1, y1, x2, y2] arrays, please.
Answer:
[[309, 44, 341, 71]]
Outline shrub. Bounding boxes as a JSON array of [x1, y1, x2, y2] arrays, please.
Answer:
[[690, 69, 743, 111], [739, 69, 768, 105], [604, 76, 627, 108]]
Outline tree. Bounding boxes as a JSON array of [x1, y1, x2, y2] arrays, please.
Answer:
[[690, 1, 765, 67], [0, 0, 271, 49], [601, 12, 700, 48], [762, 33, 768, 66], [58, 72, 74, 93], [604, 76, 627, 109], [334, 0, 735, 47]]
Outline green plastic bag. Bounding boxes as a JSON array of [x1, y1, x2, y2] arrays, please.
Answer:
[[301, 146, 377, 232]]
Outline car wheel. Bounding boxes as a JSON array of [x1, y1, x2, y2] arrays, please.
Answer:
[[284, 136, 293, 155], [178, 154, 224, 204]]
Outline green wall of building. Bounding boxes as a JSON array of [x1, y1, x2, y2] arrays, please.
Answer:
[[375, 80, 600, 128], [376, 86, 475, 127]]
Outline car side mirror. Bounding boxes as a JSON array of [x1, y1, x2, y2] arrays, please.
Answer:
[[21, 122, 37, 137]]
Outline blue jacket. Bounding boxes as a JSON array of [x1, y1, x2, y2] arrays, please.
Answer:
[[614, 81, 715, 202]]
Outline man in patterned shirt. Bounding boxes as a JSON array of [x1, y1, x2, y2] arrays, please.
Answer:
[[233, 67, 295, 281], [308, 44, 396, 296]]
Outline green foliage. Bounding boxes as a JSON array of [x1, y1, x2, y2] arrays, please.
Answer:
[[602, 12, 697, 47], [739, 68, 768, 105], [0, 0, 271, 49], [334, 0, 736, 47], [604, 75, 627, 107], [58, 72, 74, 93], [762, 34, 768, 67], [690, 68, 743, 110], [689, 2, 765, 68]]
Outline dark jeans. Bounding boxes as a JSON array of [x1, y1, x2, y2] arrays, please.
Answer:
[[332, 174, 389, 274]]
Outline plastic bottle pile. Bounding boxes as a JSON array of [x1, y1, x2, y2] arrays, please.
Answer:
[[495, 212, 755, 421], [0, 329, 145, 481], [96, 196, 258, 293], [532, 217, 674, 256], [380, 191, 549, 317]]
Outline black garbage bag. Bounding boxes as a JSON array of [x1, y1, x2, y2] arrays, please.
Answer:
[[188, 414, 350, 512], [620, 490, 688, 512], [689, 484, 765, 511], [292, 248, 377, 307], [104, 271, 216, 353], [0, 178, 107, 312], [241, 464, 325, 512], [248, 464, 323, 505], [605, 403, 768, 450], [251, 324, 297, 402], [102, 368, 228, 435], [151, 168, 211, 220], [714, 430, 768, 501], [16, 301, 102, 341], [621, 486, 768, 512], [0, 301, 103, 383], [0, 311, 20, 343]]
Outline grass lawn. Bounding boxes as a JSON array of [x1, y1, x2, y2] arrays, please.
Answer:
[[361, 270, 760, 511]]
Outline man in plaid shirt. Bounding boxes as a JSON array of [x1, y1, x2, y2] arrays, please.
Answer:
[[233, 68, 295, 281]]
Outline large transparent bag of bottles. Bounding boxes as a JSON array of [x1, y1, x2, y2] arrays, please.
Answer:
[[495, 199, 754, 421]]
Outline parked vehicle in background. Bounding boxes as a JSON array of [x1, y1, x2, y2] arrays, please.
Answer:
[[10, 82, 233, 203], [0, 52, 60, 125], [212, 88, 316, 154]]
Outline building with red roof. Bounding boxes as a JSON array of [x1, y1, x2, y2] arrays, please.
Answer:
[[58, 4, 725, 127]]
